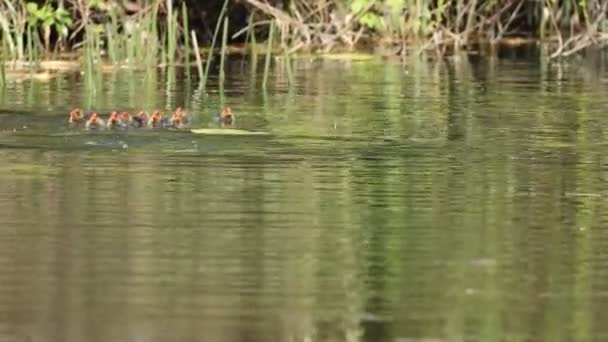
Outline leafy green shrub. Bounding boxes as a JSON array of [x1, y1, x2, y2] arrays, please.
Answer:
[[26, 2, 72, 50]]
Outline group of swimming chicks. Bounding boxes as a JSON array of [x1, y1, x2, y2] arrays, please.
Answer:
[[68, 106, 234, 130]]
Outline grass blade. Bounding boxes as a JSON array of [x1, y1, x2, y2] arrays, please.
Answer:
[[182, 2, 191, 75], [219, 17, 229, 85], [202, 0, 229, 89], [191, 30, 204, 81]]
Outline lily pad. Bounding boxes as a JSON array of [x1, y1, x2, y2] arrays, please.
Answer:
[[190, 128, 270, 136]]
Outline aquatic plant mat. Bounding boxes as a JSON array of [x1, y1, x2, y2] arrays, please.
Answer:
[[190, 128, 270, 136]]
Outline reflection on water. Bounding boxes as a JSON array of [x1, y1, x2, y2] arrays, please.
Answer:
[[1, 54, 608, 342]]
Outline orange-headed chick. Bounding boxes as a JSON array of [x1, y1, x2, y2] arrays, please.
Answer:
[[175, 107, 190, 125], [219, 106, 234, 126], [85, 112, 105, 130], [170, 108, 190, 129], [133, 111, 148, 128], [169, 112, 182, 128], [119, 111, 132, 127], [69, 108, 83, 125], [148, 110, 162, 128], [106, 111, 121, 129]]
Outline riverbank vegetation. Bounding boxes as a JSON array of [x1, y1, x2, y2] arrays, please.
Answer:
[[0, 0, 606, 76], [242, 0, 607, 58]]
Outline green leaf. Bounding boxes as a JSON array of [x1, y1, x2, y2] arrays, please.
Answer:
[[92, 24, 104, 33], [55, 9, 73, 26], [26, 2, 38, 14], [89, 0, 105, 10], [57, 25, 68, 37], [359, 13, 380, 29], [386, 0, 403, 15], [55, 8, 69, 16], [36, 6, 51, 20], [43, 17, 54, 27], [420, 6, 431, 19], [350, 0, 366, 13], [39, 5, 49, 14]]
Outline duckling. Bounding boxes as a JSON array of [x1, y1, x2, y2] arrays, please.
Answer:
[[106, 111, 122, 129], [148, 110, 163, 128], [68, 108, 83, 126], [169, 112, 183, 129], [156, 111, 173, 128], [217, 106, 234, 127], [119, 111, 133, 128], [132, 111, 148, 128], [169, 107, 190, 129], [161, 115, 173, 128], [174, 107, 190, 125], [85, 112, 105, 130]]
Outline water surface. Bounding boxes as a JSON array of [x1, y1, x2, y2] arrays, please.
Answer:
[[1, 54, 608, 342]]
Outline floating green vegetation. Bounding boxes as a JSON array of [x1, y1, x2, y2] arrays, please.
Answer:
[[191, 128, 270, 136]]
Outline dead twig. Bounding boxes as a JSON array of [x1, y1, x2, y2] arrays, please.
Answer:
[[491, 0, 524, 43]]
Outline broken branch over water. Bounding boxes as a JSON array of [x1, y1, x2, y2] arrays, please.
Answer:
[[242, 0, 374, 53], [548, 0, 608, 59]]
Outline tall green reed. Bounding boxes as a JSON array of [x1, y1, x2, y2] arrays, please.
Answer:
[[26, 24, 34, 67], [218, 17, 229, 102], [279, 23, 294, 87], [219, 17, 229, 86], [245, 12, 257, 54], [1, 37, 8, 75], [166, 0, 177, 66], [0, 0, 23, 62], [182, 2, 191, 78], [0, 20, 15, 61], [83, 24, 103, 94], [107, 8, 120, 64], [143, 3, 160, 71], [240, 12, 256, 71], [191, 31, 204, 81], [149, 0, 160, 66], [262, 21, 275, 91], [202, 0, 230, 89], [0, 44, 5, 87], [166, 64, 177, 108], [283, 49, 294, 86]]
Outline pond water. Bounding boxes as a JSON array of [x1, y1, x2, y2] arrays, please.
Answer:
[[1, 51, 608, 342]]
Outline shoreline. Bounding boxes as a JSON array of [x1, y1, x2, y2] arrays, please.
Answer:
[[0, 36, 566, 73]]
